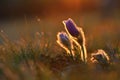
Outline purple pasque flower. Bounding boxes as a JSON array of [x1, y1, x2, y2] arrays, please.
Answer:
[[63, 18, 80, 37], [63, 18, 87, 62], [57, 32, 72, 54]]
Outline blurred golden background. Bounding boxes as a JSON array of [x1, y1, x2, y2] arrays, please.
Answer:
[[0, 0, 120, 50], [0, 0, 120, 17]]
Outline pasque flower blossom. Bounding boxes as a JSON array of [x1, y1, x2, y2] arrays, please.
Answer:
[[56, 32, 72, 55], [63, 18, 80, 37], [63, 18, 87, 63]]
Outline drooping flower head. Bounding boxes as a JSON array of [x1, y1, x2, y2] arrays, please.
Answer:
[[57, 32, 72, 54], [91, 49, 110, 65]]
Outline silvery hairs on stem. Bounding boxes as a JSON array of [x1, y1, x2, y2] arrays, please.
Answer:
[[91, 49, 110, 66], [56, 32, 74, 56], [63, 18, 87, 63]]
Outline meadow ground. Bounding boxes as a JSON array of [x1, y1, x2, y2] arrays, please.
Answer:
[[0, 13, 120, 80]]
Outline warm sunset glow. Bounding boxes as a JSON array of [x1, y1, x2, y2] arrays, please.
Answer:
[[0, 0, 120, 80]]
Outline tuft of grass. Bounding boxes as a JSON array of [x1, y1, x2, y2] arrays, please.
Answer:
[[0, 31, 58, 80]]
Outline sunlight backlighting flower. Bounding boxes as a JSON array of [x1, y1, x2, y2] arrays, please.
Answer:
[[63, 18, 80, 37], [63, 18, 87, 63], [91, 49, 110, 65], [57, 32, 72, 55]]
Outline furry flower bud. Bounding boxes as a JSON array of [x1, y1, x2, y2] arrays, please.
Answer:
[[91, 49, 110, 65], [63, 18, 80, 37], [57, 32, 72, 54]]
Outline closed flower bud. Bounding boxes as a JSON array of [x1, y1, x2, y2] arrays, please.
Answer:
[[57, 32, 72, 54], [63, 18, 80, 37], [63, 18, 87, 62]]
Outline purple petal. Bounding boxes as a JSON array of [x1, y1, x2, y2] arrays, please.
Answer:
[[59, 33, 69, 41], [57, 32, 71, 47], [63, 18, 79, 37]]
